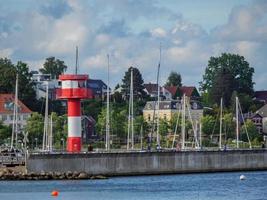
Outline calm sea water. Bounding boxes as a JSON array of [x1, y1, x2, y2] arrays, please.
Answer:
[[0, 171, 266, 200]]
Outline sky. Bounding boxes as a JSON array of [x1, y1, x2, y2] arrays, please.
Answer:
[[0, 0, 267, 90]]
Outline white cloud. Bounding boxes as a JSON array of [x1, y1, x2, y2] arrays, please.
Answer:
[[150, 27, 167, 38], [0, 48, 14, 58]]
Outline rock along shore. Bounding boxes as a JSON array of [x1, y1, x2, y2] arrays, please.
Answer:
[[0, 167, 107, 181]]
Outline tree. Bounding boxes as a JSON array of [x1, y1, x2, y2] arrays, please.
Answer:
[[0, 58, 16, 93], [25, 112, 44, 148], [241, 119, 261, 143], [121, 67, 146, 100], [40, 57, 67, 79], [0, 58, 37, 110], [200, 53, 254, 106], [0, 121, 12, 145], [201, 115, 218, 136], [165, 71, 182, 87], [210, 67, 235, 107], [16, 61, 37, 109]]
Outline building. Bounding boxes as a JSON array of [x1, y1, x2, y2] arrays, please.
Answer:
[[143, 100, 203, 123], [0, 94, 32, 130], [82, 115, 98, 143], [86, 79, 109, 99], [143, 83, 172, 100], [165, 86, 200, 100], [254, 90, 267, 104], [250, 104, 267, 134], [31, 71, 60, 100]]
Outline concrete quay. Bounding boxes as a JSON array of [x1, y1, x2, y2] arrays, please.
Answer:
[[27, 149, 267, 176]]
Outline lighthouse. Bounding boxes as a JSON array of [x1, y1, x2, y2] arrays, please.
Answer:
[[57, 74, 93, 152]]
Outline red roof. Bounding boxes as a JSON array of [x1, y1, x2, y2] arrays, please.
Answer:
[[164, 86, 178, 97], [0, 94, 32, 114], [180, 86, 196, 97]]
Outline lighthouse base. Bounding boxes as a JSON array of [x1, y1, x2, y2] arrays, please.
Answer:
[[67, 137, 81, 152]]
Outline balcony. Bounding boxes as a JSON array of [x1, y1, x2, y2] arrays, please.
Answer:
[[56, 88, 93, 99]]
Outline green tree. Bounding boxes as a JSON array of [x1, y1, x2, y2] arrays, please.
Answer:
[[210, 67, 235, 107], [16, 61, 37, 109], [0, 121, 12, 145], [39, 57, 67, 79], [201, 115, 218, 136], [0, 58, 37, 110], [165, 71, 182, 87], [241, 119, 261, 143], [121, 66, 146, 100], [25, 112, 44, 148], [200, 53, 254, 106], [0, 58, 16, 93]]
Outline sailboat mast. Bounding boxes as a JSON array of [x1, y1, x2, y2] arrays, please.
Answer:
[[42, 81, 49, 151], [140, 125, 143, 150], [219, 97, 223, 149], [236, 96, 239, 149], [11, 74, 18, 149], [105, 54, 110, 151], [199, 121, 202, 148], [50, 114, 53, 151], [181, 94, 186, 150], [15, 74, 19, 148], [130, 68, 134, 149], [156, 44, 161, 147]]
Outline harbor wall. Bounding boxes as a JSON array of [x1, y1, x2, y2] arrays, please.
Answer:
[[27, 150, 267, 175]]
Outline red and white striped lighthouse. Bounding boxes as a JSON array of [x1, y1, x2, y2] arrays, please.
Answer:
[[57, 74, 93, 152]]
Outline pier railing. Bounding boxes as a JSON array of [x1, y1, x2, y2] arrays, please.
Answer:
[[0, 153, 25, 166]]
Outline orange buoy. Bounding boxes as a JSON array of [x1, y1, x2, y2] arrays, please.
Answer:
[[51, 190, 59, 197]]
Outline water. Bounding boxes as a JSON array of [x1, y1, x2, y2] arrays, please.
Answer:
[[0, 171, 267, 200]]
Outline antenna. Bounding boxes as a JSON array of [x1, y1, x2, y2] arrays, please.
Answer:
[[75, 46, 79, 74]]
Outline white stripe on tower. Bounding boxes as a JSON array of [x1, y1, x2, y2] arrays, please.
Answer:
[[68, 117, 81, 137]]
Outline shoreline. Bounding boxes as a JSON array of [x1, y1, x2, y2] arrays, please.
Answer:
[[0, 167, 107, 181]]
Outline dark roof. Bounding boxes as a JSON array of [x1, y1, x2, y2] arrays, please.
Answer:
[[253, 104, 267, 118], [144, 83, 158, 94], [87, 79, 107, 89], [144, 83, 170, 95], [144, 100, 203, 110], [254, 91, 267, 102]]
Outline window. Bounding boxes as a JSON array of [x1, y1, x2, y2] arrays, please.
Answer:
[[1, 115, 7, 121], [148, 114, 151, 121], [164, 114, 167, 120]]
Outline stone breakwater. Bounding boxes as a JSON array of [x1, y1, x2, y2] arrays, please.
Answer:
[[28, 149, 267, 175], [0, 168, 107, 180]]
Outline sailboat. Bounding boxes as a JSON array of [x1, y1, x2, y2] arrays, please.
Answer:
[[235, 96, 252, 149], [171, 94, 200, 150]]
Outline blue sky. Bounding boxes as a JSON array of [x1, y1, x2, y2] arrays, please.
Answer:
[[0, 0, 266, 90]]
